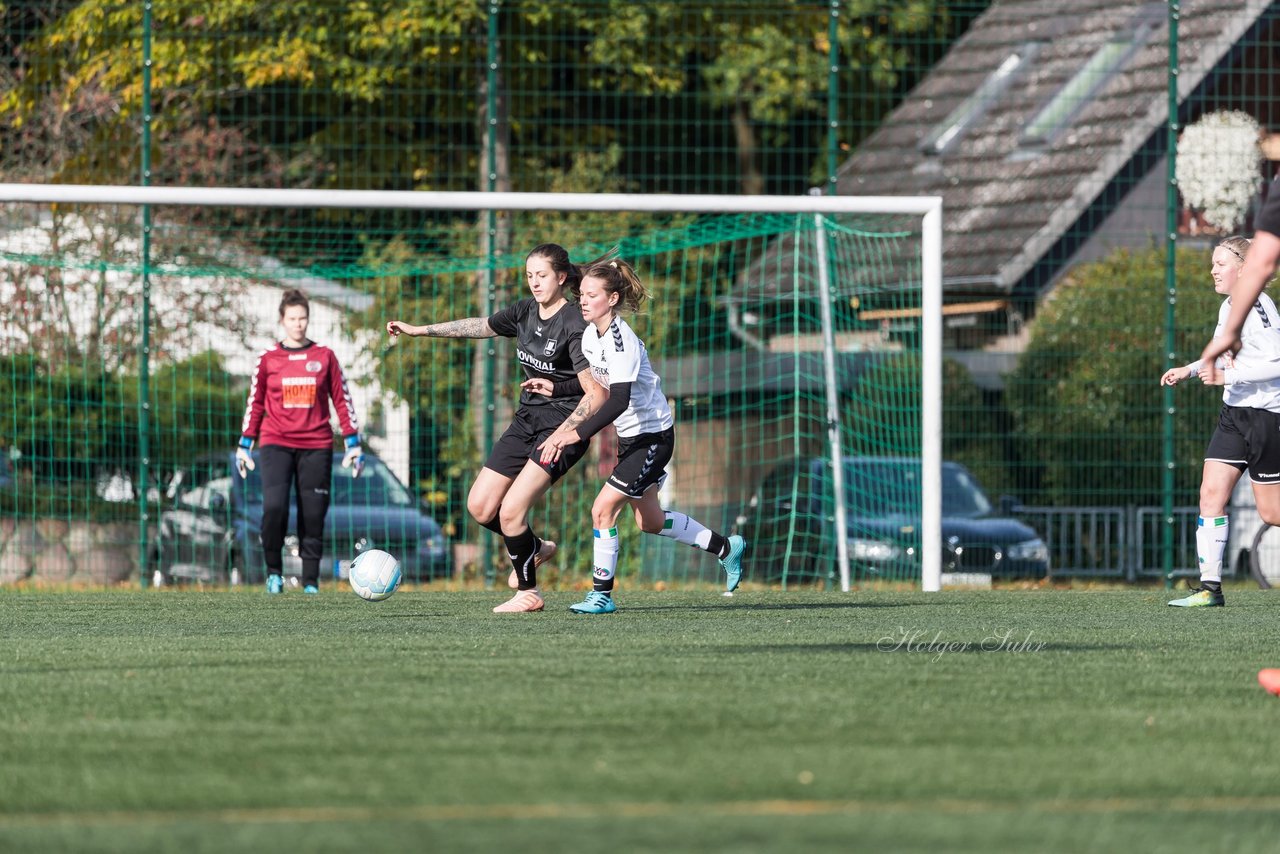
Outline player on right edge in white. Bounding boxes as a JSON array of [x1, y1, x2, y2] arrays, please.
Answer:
[[1162, 236, 1280, 607]]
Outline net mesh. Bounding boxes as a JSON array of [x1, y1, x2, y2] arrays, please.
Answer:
[[0, 199, 926, 588], [10, 3, 1279, 586]]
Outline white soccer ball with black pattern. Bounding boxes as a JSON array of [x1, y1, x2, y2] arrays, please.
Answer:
[[348, 548, 402, 602]]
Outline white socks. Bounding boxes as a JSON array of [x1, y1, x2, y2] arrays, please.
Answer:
[[1197, 515, 1228, 584], [593, 526, 619, 584], [659, 511, 713, 551]]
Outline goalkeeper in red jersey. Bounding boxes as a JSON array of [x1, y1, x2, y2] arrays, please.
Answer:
[[238, 288, 363, 595]]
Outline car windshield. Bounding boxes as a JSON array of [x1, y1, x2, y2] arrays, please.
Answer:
[[845, 460, 992, 519], [232, 455, 416, 508]]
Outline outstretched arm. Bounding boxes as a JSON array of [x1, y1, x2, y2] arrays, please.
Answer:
[[386, 317, 496, 339], [1200, 231, 1280, 364]]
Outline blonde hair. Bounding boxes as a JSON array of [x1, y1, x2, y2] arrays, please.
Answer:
[[576, 250, 650, 313], [1216, 236, 1250, 265]]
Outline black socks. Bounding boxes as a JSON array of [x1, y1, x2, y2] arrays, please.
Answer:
[[503, 528, 538, 590]]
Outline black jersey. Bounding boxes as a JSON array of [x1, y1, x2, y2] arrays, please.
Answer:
[[1257, 176, 1280, 236], [488, 298, 590, 415]]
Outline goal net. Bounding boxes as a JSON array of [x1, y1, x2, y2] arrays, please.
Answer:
[[0, 185, 941, 591]]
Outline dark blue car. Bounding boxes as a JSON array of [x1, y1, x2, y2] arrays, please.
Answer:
[[152, 451, 450, 587], [735, 456, 1050, 583]]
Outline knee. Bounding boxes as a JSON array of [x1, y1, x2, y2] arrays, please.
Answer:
[[591, 496, 628, 531], [466, 494, 495, 526], [591, 505, 614, 530], [497, 502, 527, 533]]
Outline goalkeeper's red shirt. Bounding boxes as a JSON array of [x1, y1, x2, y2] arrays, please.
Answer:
[[240, 341, 359, 449]]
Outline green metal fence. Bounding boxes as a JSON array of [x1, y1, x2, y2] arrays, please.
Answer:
[[1, 1, 1279, 589]]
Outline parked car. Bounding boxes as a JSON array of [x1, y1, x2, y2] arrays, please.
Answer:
[[152, 450, 450, 586], [734, 456, 1050, 583]]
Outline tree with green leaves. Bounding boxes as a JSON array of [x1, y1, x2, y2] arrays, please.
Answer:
[[135, 351, 247, 473], [2, 1, 986, 196], [1006, 246, 1222, 506], [0, 1, 488, 187]]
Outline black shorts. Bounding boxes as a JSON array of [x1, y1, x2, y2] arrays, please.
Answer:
[[485, 405, 589, 483], [605, 428, 675, 499], [1205, 405, 1280, 483]]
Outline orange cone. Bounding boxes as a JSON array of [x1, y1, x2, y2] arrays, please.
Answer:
[[1257, 669, 1280, 696]]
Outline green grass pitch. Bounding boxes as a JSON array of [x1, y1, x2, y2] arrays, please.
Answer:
[[3, 586, 1280, 852]]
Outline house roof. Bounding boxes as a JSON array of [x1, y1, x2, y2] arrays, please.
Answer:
[[735, 0, 1273, 306]]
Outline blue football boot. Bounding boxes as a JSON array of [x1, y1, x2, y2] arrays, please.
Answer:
[[569, 591, 617, 614], [719, 535, 745, 592]]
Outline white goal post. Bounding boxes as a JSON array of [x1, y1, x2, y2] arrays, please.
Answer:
[[0, 183, 944, 592]]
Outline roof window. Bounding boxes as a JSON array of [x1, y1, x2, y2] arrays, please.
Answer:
[[1019, 4, 1164, 149], [919, 43, 1041, 156]]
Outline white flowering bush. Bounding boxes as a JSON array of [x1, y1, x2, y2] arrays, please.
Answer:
[[1177, 110, 1263, 232]]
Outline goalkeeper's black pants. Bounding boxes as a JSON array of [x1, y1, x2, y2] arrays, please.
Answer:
[[259, 445, 333, 586]]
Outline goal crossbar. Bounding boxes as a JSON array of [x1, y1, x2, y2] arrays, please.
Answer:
[[0, 183, 944, 592], [0, 183, 940, 217]]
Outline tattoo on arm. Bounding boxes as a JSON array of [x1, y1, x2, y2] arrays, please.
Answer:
[[421, 317, 494, 338], [558, 368, 602, 432], [561, 391, 595, 431]]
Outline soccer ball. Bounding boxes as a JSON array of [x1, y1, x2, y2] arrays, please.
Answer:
[[348, 549, 402, 602]]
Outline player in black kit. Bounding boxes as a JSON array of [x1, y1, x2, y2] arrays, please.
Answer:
[[386, 244, 609, 612]]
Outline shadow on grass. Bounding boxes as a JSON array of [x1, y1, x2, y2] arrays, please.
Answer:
[[623, 600, 925, 613]]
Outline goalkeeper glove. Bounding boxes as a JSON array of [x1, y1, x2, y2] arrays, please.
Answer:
[[341, 434, 364, 478], [235, 436, 256, 479]]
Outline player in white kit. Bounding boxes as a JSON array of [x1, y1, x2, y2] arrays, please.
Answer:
[[1161, 236, 1280, 607], [529, 255, 745, 613]]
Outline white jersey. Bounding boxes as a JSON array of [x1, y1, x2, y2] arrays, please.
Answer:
[[1203, 294, 1280, 410], [580, 315, 674, 438]]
